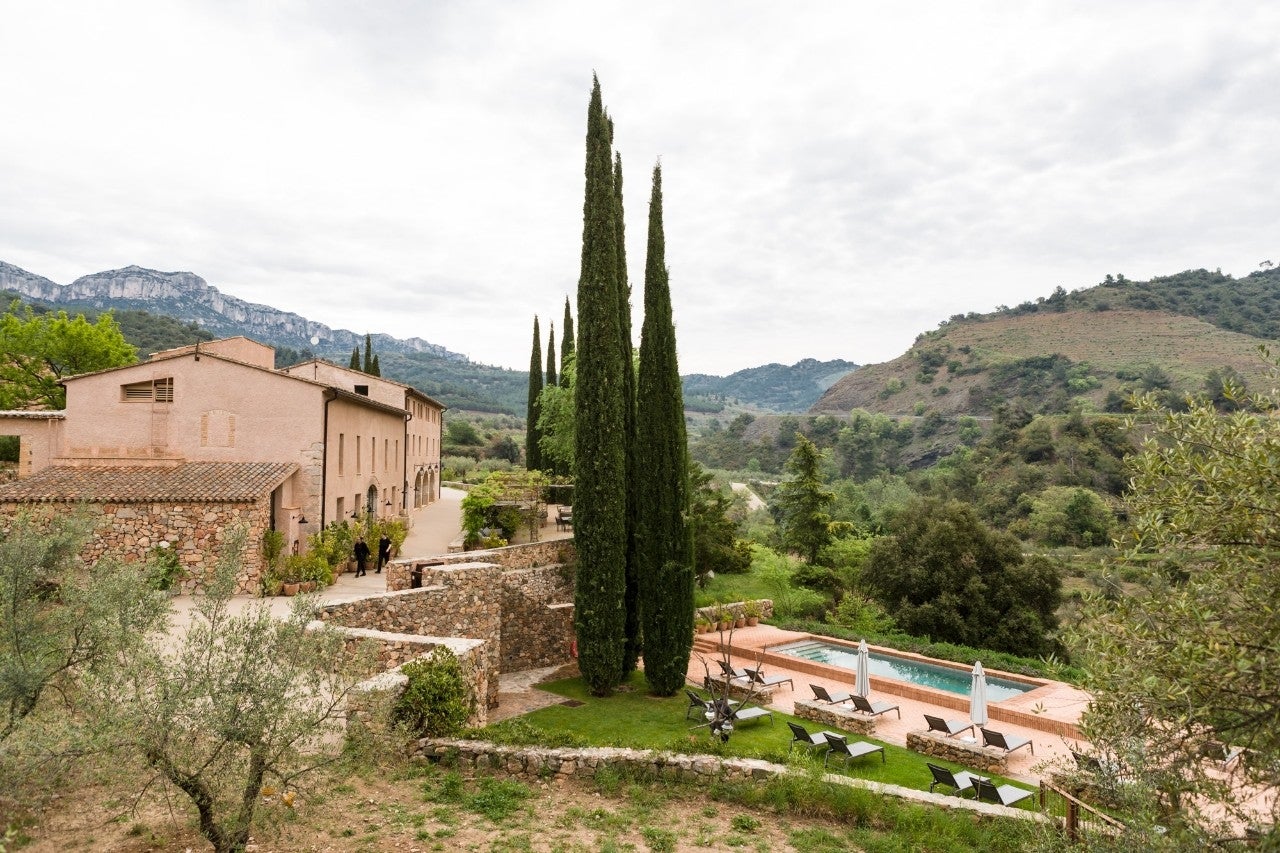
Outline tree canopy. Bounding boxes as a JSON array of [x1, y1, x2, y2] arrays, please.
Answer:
[[1072, 391, 1280, 841], [0, 304, 136, 409], [865, 497, 1062, 657]]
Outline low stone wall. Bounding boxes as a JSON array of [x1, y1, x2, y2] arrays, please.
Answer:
[[793, 699, 877, 736], [694, 599, 775, 624], [386, 539, 575, 590], [338, 634, 489, 730], [410, 738, 1049, 824], [414, 738, 786, 783], [702, 675, 775, 704], [0, 498, 270, 594], [318, 562, 503, 708], [907, 730, 1009, 774], [500, 566, 575, 671]]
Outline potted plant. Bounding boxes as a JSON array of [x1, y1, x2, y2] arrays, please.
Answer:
[[742, 600, 762, 627], [715, 605, 733, 632], [694, 616, 711, 635], [280, 554, 305, 596]]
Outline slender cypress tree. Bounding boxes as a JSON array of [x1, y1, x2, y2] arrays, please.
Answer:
[[545, 323, 558, 391], [526, 316, 544, 471], [370, 354, 380, 377], [612, 151, 642, 677], [363, 334, 373, 373], [349, 348, 360, 370], [561, 297, 575, 386], [636, 163, 692, 695], [573, 75, 628, 695]]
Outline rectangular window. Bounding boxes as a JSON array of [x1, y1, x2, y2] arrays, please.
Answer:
[[385, 438, 390, 471], [335, 496, 345, 520], [356, 435, 362, 473], [354, 384, 369, 396], [371, 436, 376, 471], [338, 433, 345, 476], [122, 377, 174, 402]]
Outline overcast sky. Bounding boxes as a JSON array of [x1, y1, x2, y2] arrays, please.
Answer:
[[2, 2, 1277, 375]]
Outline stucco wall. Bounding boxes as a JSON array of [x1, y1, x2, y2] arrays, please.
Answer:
[[0, 497, 271, 594]]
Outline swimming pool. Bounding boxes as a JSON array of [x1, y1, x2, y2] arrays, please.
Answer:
[[771, 639, 1037, 703]]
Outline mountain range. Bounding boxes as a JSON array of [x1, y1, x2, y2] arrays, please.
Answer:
[[0, 261, 854, 414]]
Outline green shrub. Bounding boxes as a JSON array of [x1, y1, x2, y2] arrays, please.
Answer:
[[145, 544, 184, 592], [393, 648, 474, 738]]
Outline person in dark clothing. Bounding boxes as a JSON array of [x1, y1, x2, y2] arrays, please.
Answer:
[[353, 537, 370, 577], [377, 534, 391, 573]]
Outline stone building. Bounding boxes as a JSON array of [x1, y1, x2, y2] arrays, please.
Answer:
[[0, 337, 445, 590]]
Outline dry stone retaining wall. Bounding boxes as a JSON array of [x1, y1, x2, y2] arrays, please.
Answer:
[[410, 738, 1047, 824], [385, 539, 575, 590], [906, 730, 1010, 774], [793, 698, 877, 736], [0, 498, 269, 594]]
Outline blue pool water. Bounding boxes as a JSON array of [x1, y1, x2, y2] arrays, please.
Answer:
[[773, 640, 1036, 703]]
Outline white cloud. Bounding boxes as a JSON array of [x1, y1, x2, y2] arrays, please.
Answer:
[[1, 0, 1278, 375]]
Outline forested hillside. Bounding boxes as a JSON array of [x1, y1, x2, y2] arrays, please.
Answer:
[[682, 357, 859, 412]]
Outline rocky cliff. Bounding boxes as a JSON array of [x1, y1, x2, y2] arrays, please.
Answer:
[[0, 261, 464, 359]]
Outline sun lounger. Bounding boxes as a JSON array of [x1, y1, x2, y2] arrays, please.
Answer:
[[924, 714, 975, 738], [716, 660, 752, 682], [727, 704, 772, 727], [823, 733, 885, 768], [974, 778, 1034, 808], [850, 694, 901, 719], [980, 727, 1034, 756], [746, 667, 793, 691], [787, 721, 841, 754], [926, 762, 987, 797], [810, 684, 854, 705]]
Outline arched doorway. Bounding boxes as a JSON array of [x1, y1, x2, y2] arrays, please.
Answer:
[[365, 484, 378, 517]]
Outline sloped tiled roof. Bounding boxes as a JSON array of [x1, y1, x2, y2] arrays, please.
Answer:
[[0, 461, 298, 503]]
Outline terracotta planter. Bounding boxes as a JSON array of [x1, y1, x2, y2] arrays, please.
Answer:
[[300, 580, 316, 593], [718, 620, 733, 632], [745, 616, 759, 627], [734, 617, 746, 629], [281, 582, 300, 597]]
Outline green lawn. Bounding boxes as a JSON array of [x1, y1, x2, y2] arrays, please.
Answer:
[[477, 671, 1036, 803]]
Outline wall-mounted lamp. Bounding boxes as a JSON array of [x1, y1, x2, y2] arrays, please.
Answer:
[[384, 500, 393, 507], [297, 515, 309, 525]]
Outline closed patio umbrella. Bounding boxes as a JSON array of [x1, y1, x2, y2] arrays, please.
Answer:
[[970, 661, 988, 727], [855, 639, 871, 698]]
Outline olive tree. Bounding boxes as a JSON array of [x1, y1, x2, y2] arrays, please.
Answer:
[[1072, 391, 1280, 843], [87, 530, 377, 853]]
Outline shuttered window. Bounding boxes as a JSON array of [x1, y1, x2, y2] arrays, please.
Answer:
[[122, 378, 174, 402]]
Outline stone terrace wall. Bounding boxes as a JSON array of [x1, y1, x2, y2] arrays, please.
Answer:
[[794, 698, 877, 736], [386, 539, 575, 590], [500, 565, 575, 671], [335, 634, 489, 730], [319, 562, 503, 708], [0, 498, 269, 594], [410, 739, 1048, 824], [387, 540, 578, 673]]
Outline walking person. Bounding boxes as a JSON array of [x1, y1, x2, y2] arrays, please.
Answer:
[[377, 533, 391, 573], [353, 536, 370, 578]]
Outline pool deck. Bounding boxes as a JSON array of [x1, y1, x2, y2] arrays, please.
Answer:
[[687, 624, 1093, 785]]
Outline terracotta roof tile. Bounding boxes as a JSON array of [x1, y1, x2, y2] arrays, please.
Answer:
[[0, 462, 298, 503]]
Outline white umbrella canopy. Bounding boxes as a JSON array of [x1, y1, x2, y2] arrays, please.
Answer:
[[970, 661, 988, 727], [855, 639, 871, 698]]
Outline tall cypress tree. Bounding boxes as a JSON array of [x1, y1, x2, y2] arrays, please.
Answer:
[[526, 316, 544, 471], [370, 354, 380, 377], [636, 162, 692, 695], [349, 348, 360, 370], [363, 334, 373, 373], [545, 323, 558, 390], [561, 297, 575, 385], [573, 75, 628, 695], [612, 151, 641, 677]]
